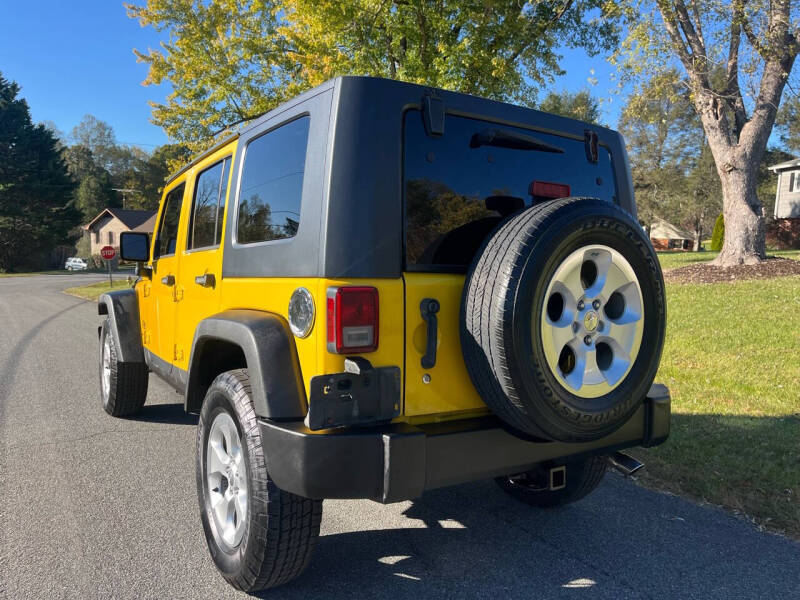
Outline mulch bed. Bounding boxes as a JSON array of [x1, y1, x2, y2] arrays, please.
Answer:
[[664, 256, 800, 284]]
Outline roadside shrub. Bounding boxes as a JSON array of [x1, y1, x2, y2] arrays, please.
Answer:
[[89, 254, 105, 269], [710, 214, 724, 251]]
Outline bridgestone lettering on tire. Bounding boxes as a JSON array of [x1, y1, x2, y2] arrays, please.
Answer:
[[99, 318, 148, 417], [197, 369, 322, 592], [461, 197, 666, 442]]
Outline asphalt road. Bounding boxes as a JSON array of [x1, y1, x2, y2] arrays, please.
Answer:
[[1, 274, 798, 599]]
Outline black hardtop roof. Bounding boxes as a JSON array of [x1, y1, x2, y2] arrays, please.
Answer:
[[166, 76, 619, 186]]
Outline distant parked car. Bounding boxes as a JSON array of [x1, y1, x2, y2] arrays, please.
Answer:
[[64, 257, 88, 271]]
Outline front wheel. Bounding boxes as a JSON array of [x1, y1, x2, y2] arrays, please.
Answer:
[[495, 456, 608, 507], [197, 369, 322, 592], [99, 318, 148, 417]]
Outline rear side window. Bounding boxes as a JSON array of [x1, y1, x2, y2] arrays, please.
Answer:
[[236, 116, 310, 244], [188, 157, 231, 250], [155, 183, 185, 258], [404, 111, 617, 270]]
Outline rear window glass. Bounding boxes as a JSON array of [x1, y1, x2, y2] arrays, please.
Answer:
[[404, 111, 617, 270], [236, 116, 310, 245]]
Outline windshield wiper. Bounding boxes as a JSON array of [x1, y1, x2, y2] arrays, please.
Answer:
[[469, 128, 564, 154]]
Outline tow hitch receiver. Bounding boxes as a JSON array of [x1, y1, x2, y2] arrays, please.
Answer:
[[549, 465, 567, 491], [608, 452, 644, 476]]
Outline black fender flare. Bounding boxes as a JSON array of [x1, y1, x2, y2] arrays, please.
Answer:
[[98, 289, 145, 364], [186, 310, 308, 419]]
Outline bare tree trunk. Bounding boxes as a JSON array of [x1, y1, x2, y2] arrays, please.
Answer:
[[711, 149, 766, 266]]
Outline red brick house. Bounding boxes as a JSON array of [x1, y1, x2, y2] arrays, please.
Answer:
[[649, 219, 694, 251]]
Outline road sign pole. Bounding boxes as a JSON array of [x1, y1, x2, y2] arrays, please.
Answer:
[[100, 245, 116, 287]]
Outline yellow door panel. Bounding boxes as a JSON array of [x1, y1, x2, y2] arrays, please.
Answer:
[[173, 144, 235, 372], [141, 180, 188, 363], [403, 272, 488, 418], [152, 255, 179, 361]]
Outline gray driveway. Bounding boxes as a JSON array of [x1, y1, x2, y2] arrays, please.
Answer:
[[1, 275, 798, 599]]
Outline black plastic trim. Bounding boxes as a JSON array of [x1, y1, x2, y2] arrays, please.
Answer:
[[260, 384, 670, 503], [98, 289, 145, 364], [143, 347, 186, 393], [186, 310, 308, 419]]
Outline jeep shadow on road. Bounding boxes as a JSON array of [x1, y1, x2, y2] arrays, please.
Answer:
[[124, 402, 198, 426], [261, 476, 799, 600]]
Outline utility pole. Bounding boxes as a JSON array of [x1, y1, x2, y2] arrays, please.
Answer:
[[112, 188, 141, 210]]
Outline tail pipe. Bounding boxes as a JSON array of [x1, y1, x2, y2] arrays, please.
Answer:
[[608, 452, 644, 476]]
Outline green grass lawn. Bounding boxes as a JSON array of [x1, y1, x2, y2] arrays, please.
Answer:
[[64, 280, 131, 301], [632, 255, 800, 537]]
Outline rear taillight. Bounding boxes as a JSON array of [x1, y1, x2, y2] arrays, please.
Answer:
[[326, 286, 379, 353], [529, 180, 571, 200]]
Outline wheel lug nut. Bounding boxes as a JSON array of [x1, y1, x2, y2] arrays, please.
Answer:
[[577, 300, 585, 311], [584, 335, 592, 346], [572, 322, 580, 333], [592, 299, 601, 310]]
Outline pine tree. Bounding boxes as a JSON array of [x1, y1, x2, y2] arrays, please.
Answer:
[[710, 214, 725, 252], [0, 73, 80, 271]]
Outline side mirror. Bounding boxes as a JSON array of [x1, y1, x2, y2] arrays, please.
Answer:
[[120, 231, 150, 262]]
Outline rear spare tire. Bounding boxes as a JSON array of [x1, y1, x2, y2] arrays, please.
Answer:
[[461, 197, 665, 442]]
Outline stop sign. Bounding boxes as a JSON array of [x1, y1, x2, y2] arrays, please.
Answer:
[[100, 245, 116, 260]]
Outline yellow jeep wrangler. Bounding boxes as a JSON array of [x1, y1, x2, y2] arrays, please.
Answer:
[[99, 76, 669, 592]]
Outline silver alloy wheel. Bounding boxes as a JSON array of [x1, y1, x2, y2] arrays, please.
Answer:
[[539, 244, 644, 398], [206, 411, 249, 549], [101, 335, 112, 403]]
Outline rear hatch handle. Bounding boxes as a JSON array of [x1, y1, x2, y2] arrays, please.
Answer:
[[420, 298, 440, 369]]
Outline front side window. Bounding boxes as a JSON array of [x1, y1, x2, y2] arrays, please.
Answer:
[[236, 116, 310, 244], [155, 183, 185, 258], [404, 111, 618, 270], [188, 157, 231, 250]]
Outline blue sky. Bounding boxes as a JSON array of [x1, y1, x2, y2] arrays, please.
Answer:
[[0, 1, 624, 150]]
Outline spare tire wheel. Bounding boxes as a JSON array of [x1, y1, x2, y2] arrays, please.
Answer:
[[460, 197, 666, 442]]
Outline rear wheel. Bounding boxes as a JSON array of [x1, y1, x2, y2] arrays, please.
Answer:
[[495, 456, 608, 507], [197, 369, 322, 592], [99, 318, 148, 417]]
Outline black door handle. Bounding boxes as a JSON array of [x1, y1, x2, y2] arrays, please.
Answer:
[[194, 273, 216, 288], [161, 275, 175, 286], [420, 298, 440, 369]]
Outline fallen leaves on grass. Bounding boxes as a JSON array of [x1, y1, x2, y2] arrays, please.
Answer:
[[664, 257, 800, 284]]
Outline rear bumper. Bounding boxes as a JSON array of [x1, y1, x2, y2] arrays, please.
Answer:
[[260, 384, 670, 503]]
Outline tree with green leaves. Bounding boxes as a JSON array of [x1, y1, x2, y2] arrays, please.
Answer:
[[619, 72, 706, 228], [0, 73, 80, 271], [538, 89, 601, 123], [70, 114, 120, 173], [615, 0, 799, 266], [775, 95, 800, 156], [119, 143, 191, 211], [63, 145, 120, 220], [126, 0, 621, 147]]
